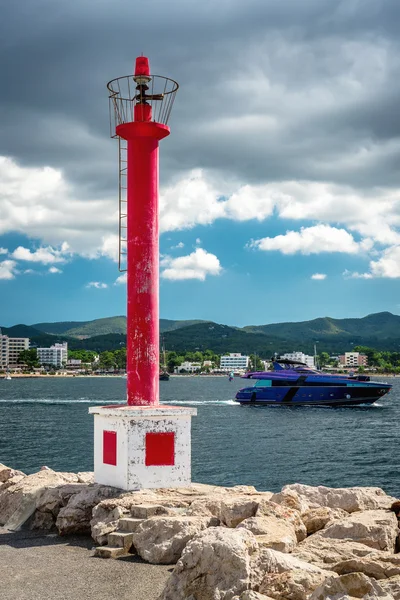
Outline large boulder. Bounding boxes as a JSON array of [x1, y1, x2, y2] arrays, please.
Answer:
[[259, 569, 332, 600], [221, 498, 259, 527], [302, 507, 348, 535], [293, 534, 376, 568], [309, 572, 395, 599], [0, 468, 79, 530], [256, 547, 334, 576], [132, 516, 217, 564], [91, 504, 129, 545], [0, 463, 25, 484], [284, 484, 397, 513], [319, 510, 398, 552], [269, 490, 310, 515], [332, 555, 400, 580], [159, 527, 260, 600], [238, 516, 297, 553], [56, 484, 120, 535], [257, 499, 307, 542]]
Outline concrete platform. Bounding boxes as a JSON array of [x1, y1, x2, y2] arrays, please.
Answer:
[[0, 528, 171, 600]]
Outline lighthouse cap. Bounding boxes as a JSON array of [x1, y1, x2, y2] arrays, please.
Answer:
[[135, 56, 150, 77]]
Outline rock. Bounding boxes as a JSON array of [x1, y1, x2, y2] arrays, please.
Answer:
[[77, 472, 94, 484], [309, 572, 395, 599], [332, 555, 400, 579], [0, 469, 79, 530], [130, 504, 174, 519], [159, 527, 260, 600], [0, 463, 25, 484], [132, 516, 216, 564], [257, 500, 307, 542], [91, 505, 129, 545], [320, 509, 398, 552], [221, 498, 259, 528], [187, 497, 224, 520], [259, 569, 332, 600], [380, 576, 400, 600], [293, 535, 375, 568], [56, 484, 119, 535], [302, 507, 348, 535], [269, 490, 310, 515], [284, 484, 396, 513], [238, 516, 297, 553], [239, 593, 275, 600], [256, 547, 333, 575]]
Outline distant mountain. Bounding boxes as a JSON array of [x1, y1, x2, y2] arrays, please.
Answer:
[[1, 324, 44, 337], [32, 321, 90, 335], [243, 312, 400, 341], [3, 311, 400, 355], [32, 316, 207, 339]]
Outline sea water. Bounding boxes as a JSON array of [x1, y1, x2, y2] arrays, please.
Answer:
[[0, 376, 398, 495]]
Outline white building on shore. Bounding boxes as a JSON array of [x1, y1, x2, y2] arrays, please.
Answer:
[[281, 352, 315, 368], [37, 342, 68, 368], [220, 353, 249, 372], [0, 333, 30, 369], [174, 361, 202, 374]]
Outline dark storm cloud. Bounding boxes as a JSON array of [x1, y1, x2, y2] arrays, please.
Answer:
[[1, 0, 400, 195]]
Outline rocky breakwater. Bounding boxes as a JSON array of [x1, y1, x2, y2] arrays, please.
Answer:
[[1, 463, 400, 600]]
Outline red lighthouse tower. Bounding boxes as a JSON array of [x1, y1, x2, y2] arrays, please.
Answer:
[[89, 57, 196, 490]]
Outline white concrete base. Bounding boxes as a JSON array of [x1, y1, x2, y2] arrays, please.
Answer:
[[88, 405, 197, 491]]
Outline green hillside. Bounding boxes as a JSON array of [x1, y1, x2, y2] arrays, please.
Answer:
[[32, 321, 90, 335], [31, 316, 207, 338], [1, 324, 44, 337], [243, 312, 400, 341]]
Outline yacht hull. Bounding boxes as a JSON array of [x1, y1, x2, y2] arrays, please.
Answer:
[[235, 384, 391, 406]]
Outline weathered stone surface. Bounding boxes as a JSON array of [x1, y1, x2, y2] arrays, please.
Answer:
[[239, 592, 275, 600], [256, 547, 333, 575], [259, 569, 332, 600], [132, 516, 217, 564], [221, 498, 259, 528], [269, 490, 310, 515], [77, 472, 94, 484], [187, 497, 225, 519], [380, 576, 400, 600], [293, 534, 375, 568], [91, 505, 129, 545], [238, 516, 297, 553], [159, 527, 260, 600], [320, 510, 398, 552], [284, 484, 397, 513], [257, 500, 307, 542], [0, 469, 79, 530], [309, 572, 395, 600], [130, 504, 174, 519], [332, 555, 400, 580], [0, 463, 25, 484], [56, 484, 119, 535], [302, 506, 348, 535]]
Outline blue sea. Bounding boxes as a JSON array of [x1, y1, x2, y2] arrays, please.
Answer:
[[0, 376, 399, 496]]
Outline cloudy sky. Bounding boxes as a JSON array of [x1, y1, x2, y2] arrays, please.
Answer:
[[1, 0, 400, 327]]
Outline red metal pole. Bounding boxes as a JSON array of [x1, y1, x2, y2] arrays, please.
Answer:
[[116, 58, 170, 406]]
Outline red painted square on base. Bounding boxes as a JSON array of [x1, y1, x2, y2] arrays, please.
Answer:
[[145, 432, 175, 466], [103, 430, 117, 466]]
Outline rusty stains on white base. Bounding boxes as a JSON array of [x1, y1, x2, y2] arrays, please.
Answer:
[[89, 405, 196, 491]]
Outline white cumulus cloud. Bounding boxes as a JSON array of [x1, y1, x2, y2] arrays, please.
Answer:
[[12, 243, 70, 264], [0, 248, 8, 255], [311, 273, 327, 280], [251, 225, 361, 255], [114, 273, 127, 285], [0, 260, 17, 280], [86, 281, 108, 289], [48, 266, 62, 274], [161, 248, 222, 281]]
